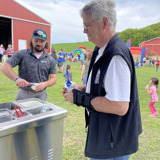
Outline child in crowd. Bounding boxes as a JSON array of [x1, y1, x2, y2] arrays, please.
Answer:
[[63, 65, 72, 82], [2, 50, 8, 63], [145, 77, 159, 117]]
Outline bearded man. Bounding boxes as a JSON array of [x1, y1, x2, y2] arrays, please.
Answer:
[[0, 28, 57, 100]]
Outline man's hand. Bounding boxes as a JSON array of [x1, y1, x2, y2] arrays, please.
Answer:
[[35, 82, 47, 91], [16, 78, 30, 87], [63, 89, 74, 103], [63, 85, 86, 103]]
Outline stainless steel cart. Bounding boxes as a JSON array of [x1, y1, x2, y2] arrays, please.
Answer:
[[0, 98, 67, 160]]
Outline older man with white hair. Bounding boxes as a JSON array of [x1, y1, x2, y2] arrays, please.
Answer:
[[63, 0, 142, 160]]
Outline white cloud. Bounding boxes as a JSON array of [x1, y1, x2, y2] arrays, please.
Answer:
[[14, 0, 160, 44], [15, 0, 87, 44], [116, 0, 160, 31]]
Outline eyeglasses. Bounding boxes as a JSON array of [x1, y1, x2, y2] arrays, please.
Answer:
[[83, 20, 95, 29]]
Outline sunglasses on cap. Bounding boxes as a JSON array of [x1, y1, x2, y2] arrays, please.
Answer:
[[32, 30, 47, 41], [33, 32, 47, 38]]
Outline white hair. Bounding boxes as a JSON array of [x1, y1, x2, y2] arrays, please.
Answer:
[[80, 0, 117, 30]]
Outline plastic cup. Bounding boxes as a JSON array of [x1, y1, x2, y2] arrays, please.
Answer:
[[64, 82, 76, 93]]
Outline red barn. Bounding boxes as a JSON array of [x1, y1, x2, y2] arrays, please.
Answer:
[[139, 37, 160, 57], [0, 0, 51, 53]]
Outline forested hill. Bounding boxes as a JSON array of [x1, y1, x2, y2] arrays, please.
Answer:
[[118, 22, 160, 47]]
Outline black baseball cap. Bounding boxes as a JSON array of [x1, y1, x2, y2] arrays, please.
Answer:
[[32, 28, 47, 41]]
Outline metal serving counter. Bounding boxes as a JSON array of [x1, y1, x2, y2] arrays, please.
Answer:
[[0, 98, 67, 160]]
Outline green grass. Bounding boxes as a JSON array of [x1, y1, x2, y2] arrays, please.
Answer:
[[0, 62, 160, 160], [52, 41, 95, 53]]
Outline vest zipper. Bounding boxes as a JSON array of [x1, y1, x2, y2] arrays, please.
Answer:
[[110, 122, 114, 149]]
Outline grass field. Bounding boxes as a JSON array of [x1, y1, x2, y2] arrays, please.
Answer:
[[52, 41, 95, 53], [0, 62, 160, 160]]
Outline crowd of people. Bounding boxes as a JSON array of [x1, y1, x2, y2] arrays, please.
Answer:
[[143, 57, 156, 67], [148, 57, 156, 67], [136, 56, 160, 72], [0, 44, 14, 65], [49, 46, 93, 78]]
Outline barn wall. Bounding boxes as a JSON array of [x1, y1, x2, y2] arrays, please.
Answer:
[[13, 19, 51, 53], [0, 0, 50, 25], [140, 38, 160, 56]]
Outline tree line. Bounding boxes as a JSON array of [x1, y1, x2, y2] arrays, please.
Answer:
[[118, 22, 160, 47]]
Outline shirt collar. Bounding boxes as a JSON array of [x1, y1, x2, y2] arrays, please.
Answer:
[[98, 43, 108, 56], [29, 48, 48, 58]]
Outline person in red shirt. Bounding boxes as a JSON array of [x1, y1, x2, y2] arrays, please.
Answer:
[[7, 44, 14, 58], [155, 59, 160, 72]]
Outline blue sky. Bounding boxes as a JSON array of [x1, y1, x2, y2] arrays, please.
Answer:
[[14, 0, 160, 44]]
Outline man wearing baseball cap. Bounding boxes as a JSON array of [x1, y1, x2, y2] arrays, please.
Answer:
[[0, 28, 57, 101]]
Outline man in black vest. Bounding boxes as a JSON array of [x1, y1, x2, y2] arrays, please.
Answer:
[[63, 0, 142, 160]]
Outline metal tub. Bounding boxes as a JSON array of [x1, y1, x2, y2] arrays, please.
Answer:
[[0, 98, 67, 160]]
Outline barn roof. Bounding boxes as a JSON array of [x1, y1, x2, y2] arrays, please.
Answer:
[[0, 0, 50, 26], [139, 37, 160, 45]]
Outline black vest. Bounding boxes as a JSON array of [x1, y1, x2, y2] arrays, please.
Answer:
[[85, 34, 142, 159]]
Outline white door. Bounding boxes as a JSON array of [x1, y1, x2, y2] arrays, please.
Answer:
[[18, 39, 27, 50]]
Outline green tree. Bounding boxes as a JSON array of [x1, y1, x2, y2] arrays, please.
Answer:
[[117, 22, 160, 47]]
